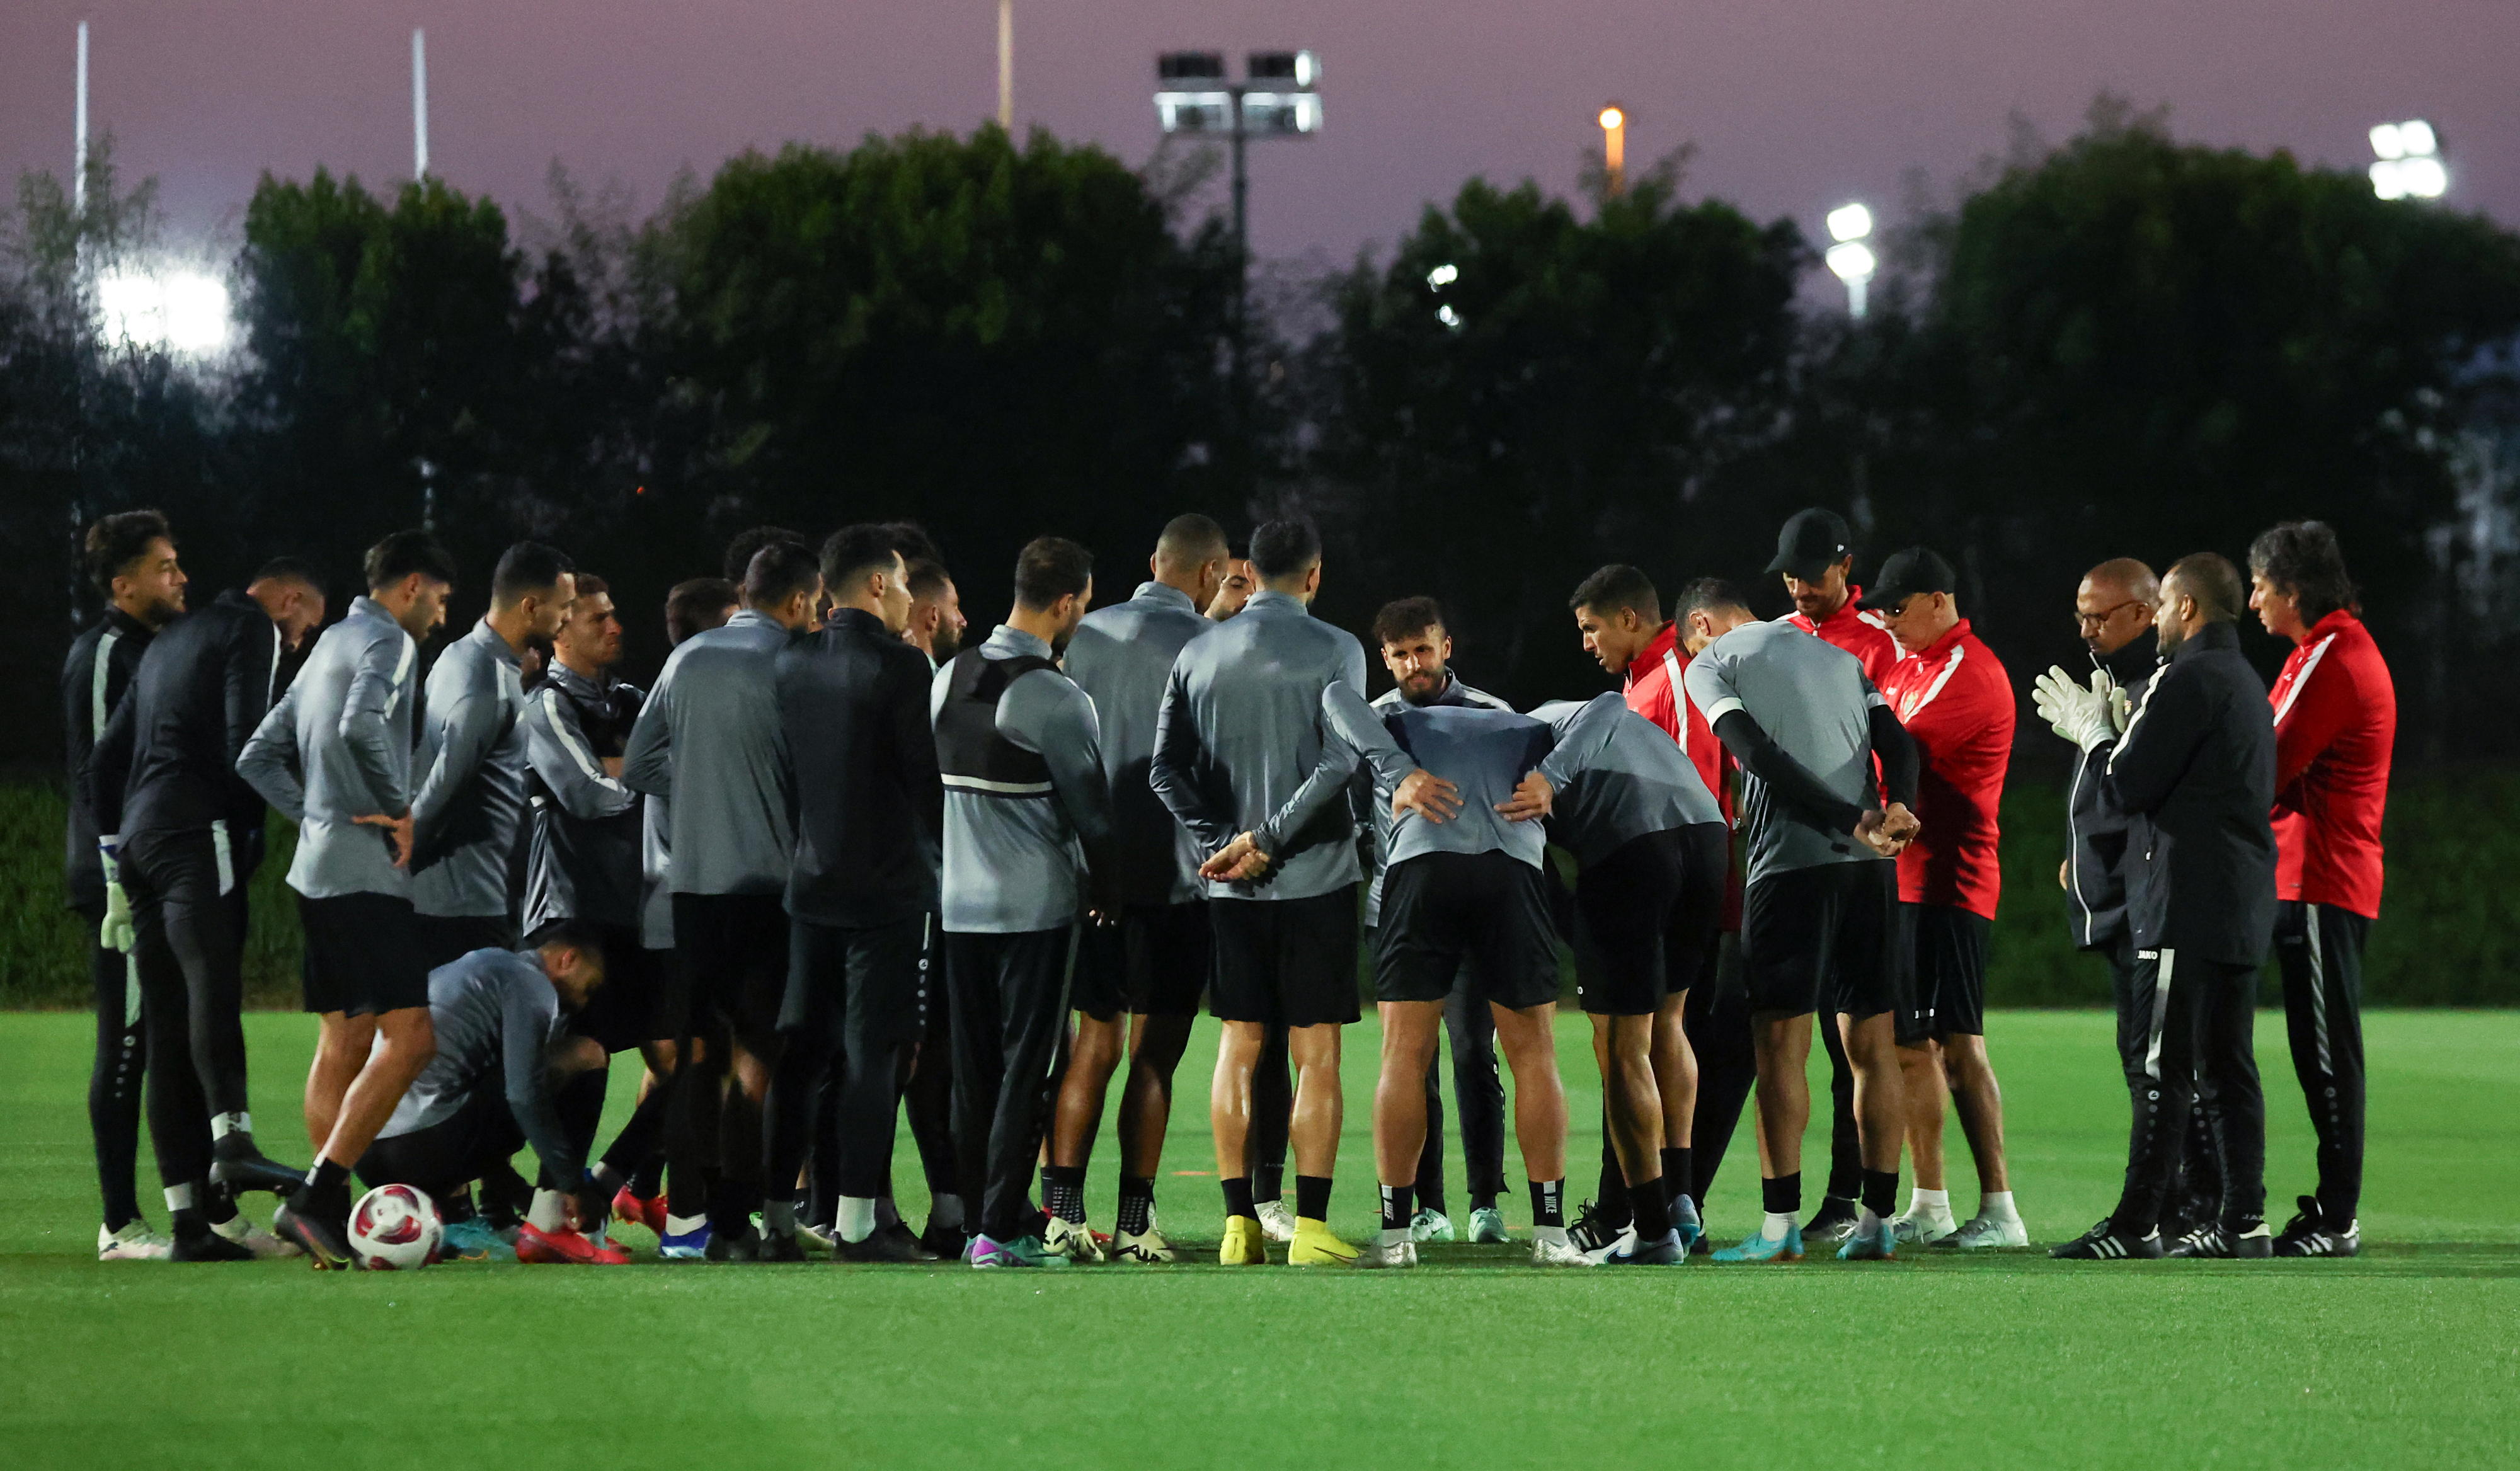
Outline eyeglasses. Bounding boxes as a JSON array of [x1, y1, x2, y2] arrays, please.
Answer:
[[2076, 600, 2141, 631]]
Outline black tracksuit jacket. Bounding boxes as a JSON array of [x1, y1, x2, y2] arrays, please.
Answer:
[[89, 590, 282, 879]]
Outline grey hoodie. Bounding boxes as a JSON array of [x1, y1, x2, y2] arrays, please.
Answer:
[[1061, 580, 1215, 907], [410, 619, 530, 919], [237, 595, 420, 900], [1530, 694, 1725, 867], [620, 609, 795, 898]]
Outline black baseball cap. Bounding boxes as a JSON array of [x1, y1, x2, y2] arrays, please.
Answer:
[[1857, 546, 1957, 611], [1765, 507, 1854, 583]]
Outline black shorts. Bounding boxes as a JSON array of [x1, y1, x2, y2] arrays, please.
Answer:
[[1075, 902, 1211, 1022], [783, 913, 929, 1050], [416, 913, 519, 971], [572, 925, 672, 1053], [669, 892, 791, 1042], [1573, 823, 1728, 1017], [1899, 902, 1991, 1044], [1376, 852, 1560, 1012], [1740, 861, 1897, 1020], [1210, 887, 1361, 1029], [298, 891, 432, 1017]]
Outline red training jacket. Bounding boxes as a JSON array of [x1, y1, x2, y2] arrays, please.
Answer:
[[1622, 621, 1741, 929], [1785, 586, 1901, 686], [1877, 618, 2014, 920], [2268, 609, 2395, 919]]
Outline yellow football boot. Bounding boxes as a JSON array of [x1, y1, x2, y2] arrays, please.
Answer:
[[1288, 1216, 1358, 1266], [1219, 1214, 1269, 1265]]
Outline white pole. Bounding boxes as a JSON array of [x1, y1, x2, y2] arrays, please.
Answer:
[[74, 21, 89, 215], [996, 0, 1012, 130], [412, 28, 430, 178], [1848, 277, 1869, 321]]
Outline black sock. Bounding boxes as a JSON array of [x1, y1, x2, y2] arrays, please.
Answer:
[[1861, 1169, 1898, 1220], [1631, 1186, 1672, 1239], [666, 1165, 709, 1221], [1294, 1174, 1332, 1222], [707, 1174, 753, 1235], [1251, 1162, 1285, 1205], [1530, 1178, 1564, 1228], [1116, 1177, 1154, 1236], [1762, 1172, 1801, 1217], [171, 1204, 209, 1241], [1470, 1189, 1498, 1212], [1041, 1164, 1087, 1223], [1596, 1135, 1632, 1230], [1222, 1176, 1256, 1220], [1661, 1147, 1692, 1205], [205, 1184, 240, 1228], [309, 1157, 352, 1197], [630, 1152, 666, 1200], [1379, 1183, 1415, 1232], [292, 1157, 353, 1217]]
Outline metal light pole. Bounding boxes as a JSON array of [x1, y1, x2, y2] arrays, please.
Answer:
[[412, 29, 430, 177], [74, 21, 90, 214], [997, 1, 1014, 130], [1598, 104, 1625, 197], [69, 21, 92, 626]]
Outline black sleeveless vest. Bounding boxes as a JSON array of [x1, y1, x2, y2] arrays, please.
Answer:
[[934, 648, 1059, 795]]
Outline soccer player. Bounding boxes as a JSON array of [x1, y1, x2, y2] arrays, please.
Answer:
[[1767, 507, 1901, 1244], [934, 536, 1115, 1269], [518, 572, 679, 1242], [622, 539, 818, 1260], [91, 559, 328, 1257], [239, 530, 458, 1266], [1322, 684, 1581, 1268], [1683, 614, 1920, 1262], [358, 921, 622, 1266], [1358, 598, 1513, 1246], [2248, 522, 2395, 1257], [1503, 691, 1727, 1263], [411, 543, 575, 965], [2039, 554, 2277, 1261], [903, 556, 968, 663], [766, 526, 941, 1262], [1151, 518, 1368, 1268], [1048, 514, 1233, 1263], [1862, 549, 2025, 1249], [1205, 555, 1257, 621], [66, 511, 186, 1259]]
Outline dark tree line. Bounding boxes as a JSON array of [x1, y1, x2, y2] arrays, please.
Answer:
[[7, 107, 2520, 772]]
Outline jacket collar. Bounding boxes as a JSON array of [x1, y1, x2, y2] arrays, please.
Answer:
[[2168, 619, 2242, 665], [982, 624, 1055, 661], [348, 595, 404, 635], [2092, 629, 2156, 685], [1134, 580, 1199, 614], [465, 617, 523, 670], [1628, 622, 1680, 685], [1244, 590, 1310, 619], [1792, 587, 1871, 638], [824, 606, 891, 639], [1907, 617, 1973, 664], [545, 659, 612, 699], [2304, 608, 2361, 644], [98, 604, 151, 638]]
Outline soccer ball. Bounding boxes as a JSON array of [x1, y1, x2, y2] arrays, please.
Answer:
[[347, 1184, 444, 1271]]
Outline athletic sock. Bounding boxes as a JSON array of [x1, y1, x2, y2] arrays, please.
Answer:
[[1116, 1177, 1155, 1236], [1661, 1147, 1692, 1205], [706, 1176, 753, 1235], [629, 1153, 666, 1200], [875, 1197, 903, 1230], [663, 1210, 708, 1236], [1041, 1164, 1087, 1223], [835, 1196, 877, 1245], [1762, 1172, 1801, 1218], [1860, 1168, 1899, 1222], [164, 1181, 197, 1215], [166, 1181, 207, 1241], [1630, 1185, 1672, 1239], [1251, 1162, 1284, 1205], [1596, 1134, 1632, 1230], [928, 1194, 965, 1231], [529, 1189, 570, 1233], [210, 1111, 251, 1143], [1529, 1179, 1565, 1229], [1221, 1176, 1256, 1220], [294, 1157, 353, 1223], [1979, 1189, 2019, 1222], [202, 1184, 241, 1229], [1379, 1183, 1416, 1233], [592, 1161, 628, 1197], [1294, 1175, 1332, 1222], [1908, 1185, 1951, 1221]]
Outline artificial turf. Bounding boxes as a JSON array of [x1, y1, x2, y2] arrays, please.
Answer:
[[2, 1008, 2514, 1468]]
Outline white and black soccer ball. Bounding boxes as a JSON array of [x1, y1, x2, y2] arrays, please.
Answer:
[[348, 1184, 444, 1271]]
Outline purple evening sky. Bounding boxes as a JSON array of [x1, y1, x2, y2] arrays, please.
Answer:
[[6, 1, 2517, 266]]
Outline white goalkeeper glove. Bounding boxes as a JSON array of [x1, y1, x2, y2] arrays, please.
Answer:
[[2032, 665, 2117, 753], [98, 839, 135, 954]]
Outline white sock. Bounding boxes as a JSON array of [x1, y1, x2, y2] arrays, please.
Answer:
[[1857, 1205, 1884, 1232], [527, 1189, 569, 1232], [1980, 1190, 2019, 1222], [1534, 1224, 1569, 1247], [1378, 1226, 1411, 1249], [929, 1194, 965, 1230], [1908, 1186, 1950, 1218], [1761, 1211, 1796, 1242], [211, 1111, 249, 1141], [664, 1210, 707, 1235], [837, 1195, 879, 1244], [874, 1196, 903, 1229], [164, 1182, 197, 1213]]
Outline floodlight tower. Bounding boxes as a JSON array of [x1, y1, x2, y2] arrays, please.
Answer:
[[2369, 120, 2448, 200], [1824, 202, 1877, 319], [1599, 104, 1627, 197]]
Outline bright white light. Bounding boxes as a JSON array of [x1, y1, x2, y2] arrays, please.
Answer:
[[1824, 241, 1877, 283], [1436, 304, 1462, 329], [2399, 119, 2437, 157], [1293, 50, 1317, 88], [1426, 263, 1458, 289], [1826, 203, 1873, 244], [2369, 123, 2404, 161], [96, 269, 233, 353], [2370, 161, 2405, 200], [1598, 106, 1624, 132], [2400, 156, 2448, 198]]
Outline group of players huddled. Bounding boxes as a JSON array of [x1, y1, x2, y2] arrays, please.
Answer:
[[67, 498, 2391, 1269]]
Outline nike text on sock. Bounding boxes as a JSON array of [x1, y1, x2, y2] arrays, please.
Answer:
[[1761, 1211, 1796, 1242], [836, 1196, 878, 1245], [1529, 1178, 1565, 1228], [1379, 1182, 1416, 1233], [211, 1112, 249, 1141], [164, 1182, 197, 1213], [527, 1189, 570, 1233]]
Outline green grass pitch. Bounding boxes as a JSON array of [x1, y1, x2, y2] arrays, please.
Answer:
[[3, 1009, 2514, 1468]]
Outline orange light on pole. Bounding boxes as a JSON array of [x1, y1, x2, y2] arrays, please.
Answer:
[[1598, 103, 1625, 195]]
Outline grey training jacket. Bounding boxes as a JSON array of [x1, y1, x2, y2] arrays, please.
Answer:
[[1323, 683, 1554, 875], [374, 946, 582, 1186], [1531, 694, 1725, 868], [932, 624, 1118, 934], [1062, 581, 1215, 908], [520, 662, 644, 933], [237, 595, 420, 900], [410, 619, 530, 919], [1149, 590, 1368, 902], [1344, 675, 1513, 924], [620, 609, 795, 898]]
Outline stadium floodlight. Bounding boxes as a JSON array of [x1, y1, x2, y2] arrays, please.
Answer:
[[1599, 104, 1626, 196], [1822, 202, 1876, 319], [1426, 263, 1458, 289], [2369, 119, 2447, 200], [96, 267, 232, 353], [1436, 304, 1462, 330]]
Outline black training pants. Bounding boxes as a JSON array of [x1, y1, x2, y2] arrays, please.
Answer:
[[120, 827, 256, 1121], [1683, 932, 1756, 1211], [84, 911, 148, 1228], [2276, 900, 2370, 1226], [771, 915, 927, 1203], [359, 1089, 525, 1203], [2109, 946, 2266, 1235], [1414, 969, 1505, 1215], [668, 893, 791, 1228], [946, 926, 1076, 1243]]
